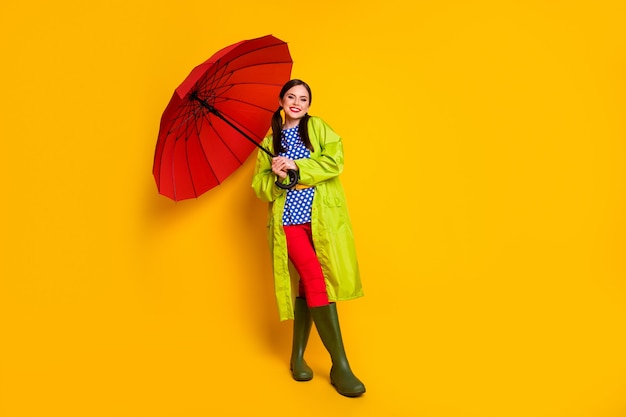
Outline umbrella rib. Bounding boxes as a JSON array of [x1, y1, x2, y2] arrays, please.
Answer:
[[165, 101, 199, 141], [220, 43, 292, 73], [201, 115, 223, 180], [170, 106, 208, 199], [155, 101, 198, 197], [218, 105, 273, 141], [196, 48, 291, 97], [215, 95, 277, 113], [206, 41, 291, 77], [176, 108, 204, 198], [206, 115, 246, 166], [197, 62, 292, 94], [182, 121, 200, 199], [192, 111, 221, 190]]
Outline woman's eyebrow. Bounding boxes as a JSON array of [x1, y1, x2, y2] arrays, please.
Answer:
[[287, 93, 309, 100]]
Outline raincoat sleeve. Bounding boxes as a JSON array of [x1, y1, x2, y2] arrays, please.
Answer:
[[251, 136, 285, 202], [295, 117, 344, 186]]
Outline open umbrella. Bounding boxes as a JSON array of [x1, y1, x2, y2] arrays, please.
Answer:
[[153, 34, 298, 202]]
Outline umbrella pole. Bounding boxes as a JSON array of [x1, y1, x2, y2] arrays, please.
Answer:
[[190, 93, 275, 158], [190, 93, 298, 189]]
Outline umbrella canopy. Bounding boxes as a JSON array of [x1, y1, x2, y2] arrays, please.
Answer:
[[153, 35, 293, 201]]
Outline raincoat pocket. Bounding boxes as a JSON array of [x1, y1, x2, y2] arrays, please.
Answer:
[[322, 196, 343, 207]]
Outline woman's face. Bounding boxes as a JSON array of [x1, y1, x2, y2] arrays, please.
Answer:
[[279, 84, 311, 124]]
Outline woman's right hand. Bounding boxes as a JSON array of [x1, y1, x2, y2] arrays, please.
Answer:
[[272, 156, 297, 180], [271, 161, 287, 180]]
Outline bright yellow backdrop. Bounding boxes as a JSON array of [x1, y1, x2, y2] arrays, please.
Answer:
[[1, 1, 625, 416]]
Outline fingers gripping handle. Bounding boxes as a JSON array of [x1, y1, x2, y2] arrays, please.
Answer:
[[275, 169, 299, 190]]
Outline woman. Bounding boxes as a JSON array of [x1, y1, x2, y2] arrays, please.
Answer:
[[251, 79, 365, 397]]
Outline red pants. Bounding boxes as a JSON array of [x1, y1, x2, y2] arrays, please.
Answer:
[[283, 223, 329, 308]]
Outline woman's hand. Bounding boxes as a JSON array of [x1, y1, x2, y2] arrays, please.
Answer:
[[271, 156, 298, 180]]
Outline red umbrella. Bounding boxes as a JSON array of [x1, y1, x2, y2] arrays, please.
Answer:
[[153, 34, 297, 201]]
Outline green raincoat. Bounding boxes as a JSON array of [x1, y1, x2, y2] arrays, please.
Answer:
[[251, 116, 363, 321]]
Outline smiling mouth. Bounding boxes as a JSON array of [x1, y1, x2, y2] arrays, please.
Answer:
[[289, 107, 301, 112]]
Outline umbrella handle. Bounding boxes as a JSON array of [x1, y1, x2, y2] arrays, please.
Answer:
[[275, 169, 299, 190]]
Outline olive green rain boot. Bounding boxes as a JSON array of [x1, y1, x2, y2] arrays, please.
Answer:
[[310, 303, 366, 397], [290, 297, 314, 381]]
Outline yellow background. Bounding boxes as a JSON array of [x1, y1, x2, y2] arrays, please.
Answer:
[[1, 1, 625, 416]]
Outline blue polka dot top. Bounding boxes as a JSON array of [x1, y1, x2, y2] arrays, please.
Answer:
[[280, 126, 315, 226]]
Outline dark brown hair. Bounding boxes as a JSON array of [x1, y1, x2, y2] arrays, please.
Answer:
[[271, 79, 313, 154]]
